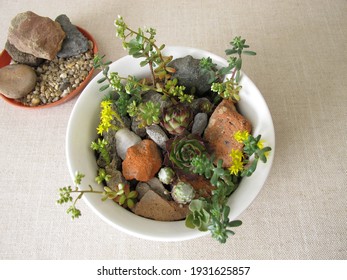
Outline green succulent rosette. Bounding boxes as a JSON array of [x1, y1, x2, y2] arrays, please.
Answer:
[[167, 134, 206, 172]]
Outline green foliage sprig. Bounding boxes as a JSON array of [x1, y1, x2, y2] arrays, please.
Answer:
[[91, 138, 111, 165], [95, 168, 111, 184], [57, 172, 138, 219], [241, 134, 271, 177], [115, 15, 174, 84], [127, 100, 161, 128], [200, 36, 256, 102], [184, 153, 241, 243], [160, 78, 194, 103]]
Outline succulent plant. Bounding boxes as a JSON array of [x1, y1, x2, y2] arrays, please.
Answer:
[[158, 167, 175, 185], [112, 183, 138, 209], [185, 199, 210, 231], [161, 104, 192, 135], [167, 134, 206, 172], [171, 181, 195, 204]]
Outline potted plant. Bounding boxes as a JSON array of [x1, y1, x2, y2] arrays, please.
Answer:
[[58, 16, 274, 243]]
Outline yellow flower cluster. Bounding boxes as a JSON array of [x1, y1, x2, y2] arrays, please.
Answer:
[[97, 100, 117, 135], [228, 130, 249, 175], [228, 149, 244, 175], [233, 130, 250, 143]]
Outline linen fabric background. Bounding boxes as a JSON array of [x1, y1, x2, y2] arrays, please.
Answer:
[[0, 0, 346, 259]]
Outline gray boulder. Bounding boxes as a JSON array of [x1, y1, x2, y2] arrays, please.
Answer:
[[168, 55, 211, 96], [55, 14, 89, 58]]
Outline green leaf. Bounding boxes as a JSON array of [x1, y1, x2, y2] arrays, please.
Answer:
[[228, 220, 242, 227], [235, 58, 242, 70], [185, 214, 195, 229], [225, 49, 238, 55], [97, 77, 107, 84], [235, 70, 241, 83], [140, 60, 149, 67], [242, 50, 256, 56], [128, 191, 138, 199], [118, 195, 126, 205], [99, 84, 110, 92]]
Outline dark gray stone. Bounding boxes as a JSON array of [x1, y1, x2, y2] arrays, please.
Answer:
[[5, 40, 44, 67], [142, 90, 172, 111], [105, 169, 128, 189], [131, 118, 147, 138], [191, 97, 213, 115], [55, 14, 89, 58], [168, 55, 211, 96], [191, 112, 208, 136]]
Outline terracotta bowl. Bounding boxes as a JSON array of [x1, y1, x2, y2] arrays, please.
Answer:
[[66, 46, 275, 241], [0, 26, 97, 109]]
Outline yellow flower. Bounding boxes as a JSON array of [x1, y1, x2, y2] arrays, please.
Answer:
[[229, 149, 243, 161], [228, 159, 244, 175], [97, 100, 116, 135], [234, 130, 250, 143]]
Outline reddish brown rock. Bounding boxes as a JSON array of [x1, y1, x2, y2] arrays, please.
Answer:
[[122, 139, 162, 182], [132, 190, 188, 221], [7, 11, 66, 60], [204, 99, 252, 167]]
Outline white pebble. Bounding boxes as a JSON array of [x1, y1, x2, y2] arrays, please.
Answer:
[[115, 128, 142, 160]]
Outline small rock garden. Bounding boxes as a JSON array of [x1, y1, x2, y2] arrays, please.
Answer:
[[0, 11, 94, 106], [54, 16, 272, 243]]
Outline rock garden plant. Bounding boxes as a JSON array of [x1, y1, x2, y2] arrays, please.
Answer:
[[57, 16, 271, 243]]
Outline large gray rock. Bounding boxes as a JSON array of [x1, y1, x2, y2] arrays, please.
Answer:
[[0, 64, 37, 99], [7, 11, 66, 60], [5, 41, 44, 67], [168, 55, 211, 96], [55, 14, 89, 58]]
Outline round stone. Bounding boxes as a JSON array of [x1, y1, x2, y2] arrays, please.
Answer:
[[0, 64, 37, 99]]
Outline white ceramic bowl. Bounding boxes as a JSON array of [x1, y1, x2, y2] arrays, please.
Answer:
[[66, 46, 275, 241]]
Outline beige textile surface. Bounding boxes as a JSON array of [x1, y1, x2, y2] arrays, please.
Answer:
[[0, 0, 346, 260]]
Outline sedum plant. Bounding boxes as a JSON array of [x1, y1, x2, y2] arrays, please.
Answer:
[[200, 36, 256, 102], [90, 138, 110, 165], [231, 130, 271, 177], [127, 100, 161, 128], [57, 172, 138, 219]]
